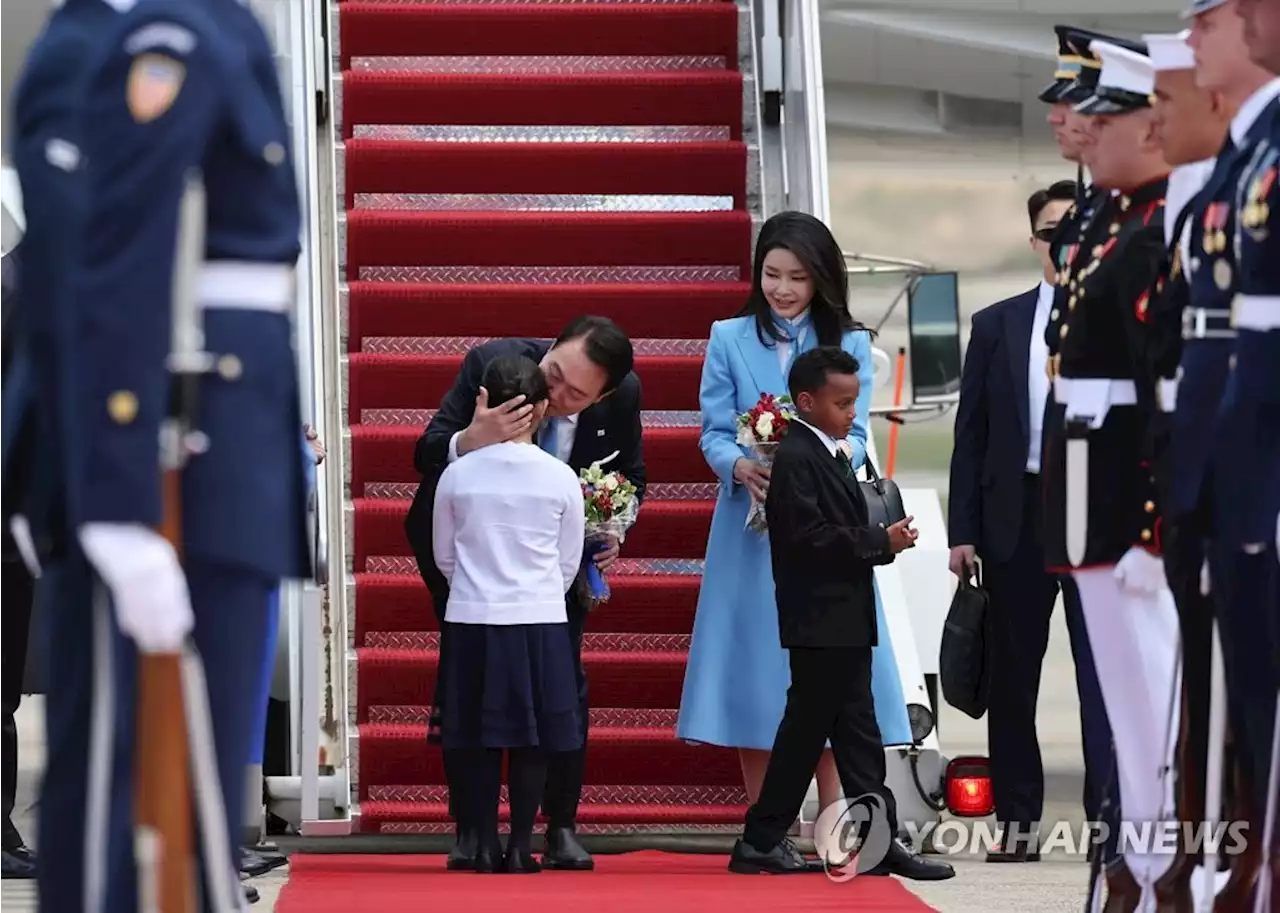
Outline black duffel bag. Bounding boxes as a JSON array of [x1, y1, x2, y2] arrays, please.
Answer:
[[939, 566, 995, 720]]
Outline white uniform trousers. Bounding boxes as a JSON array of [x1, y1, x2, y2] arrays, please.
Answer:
[[1072, 567, 1182, 891]]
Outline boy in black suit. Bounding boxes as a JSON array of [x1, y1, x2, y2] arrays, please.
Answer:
[[728, 347, 953, 881]]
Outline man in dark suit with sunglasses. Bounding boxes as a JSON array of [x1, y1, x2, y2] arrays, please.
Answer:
[[947, 180, 1114, 862]]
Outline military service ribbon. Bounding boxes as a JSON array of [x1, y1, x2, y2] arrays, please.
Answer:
[[1202, 202, 1229, 254], [1242, 164, 1275, 233]]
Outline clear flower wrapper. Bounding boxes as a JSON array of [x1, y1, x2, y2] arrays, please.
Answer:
[[576, 460, 640, 608], [734, 393, 796, 534]]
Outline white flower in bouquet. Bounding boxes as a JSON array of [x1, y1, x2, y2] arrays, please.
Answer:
[[734, 393, 799, 533]]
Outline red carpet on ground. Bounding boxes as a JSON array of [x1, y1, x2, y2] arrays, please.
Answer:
[[275, 852, 939, 912]]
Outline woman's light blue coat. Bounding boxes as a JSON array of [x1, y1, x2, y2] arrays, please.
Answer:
[[675, 316, 914, 749]]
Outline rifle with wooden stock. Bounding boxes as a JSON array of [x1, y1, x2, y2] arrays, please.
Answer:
[[135, 172, 210, 913]]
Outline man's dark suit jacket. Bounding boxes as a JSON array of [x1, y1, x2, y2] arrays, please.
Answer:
[[765, 422, 894, 650], [947, 288, 1040, 565], [404, 338, 647, 618]]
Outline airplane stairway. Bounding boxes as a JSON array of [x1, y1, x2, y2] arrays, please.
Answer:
[[335, 0, 764, 832]]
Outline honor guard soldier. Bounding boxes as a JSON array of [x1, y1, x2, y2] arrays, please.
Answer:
[[5, 0, 134, 563], [1139, 29, 1231, 910], [1041, 27, 1113, 276], [1038, 25, 1125, 878], [1185, 2, 1280, 907], [0, 0, 135, 891], [1229, 2, 1280, 902], [34, 2, 312, 912], [1041, 39, 1182, 912], [1214, 74, 1280, 913]]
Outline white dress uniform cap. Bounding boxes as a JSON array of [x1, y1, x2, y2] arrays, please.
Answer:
[[1145, 31, 1195, 73], [1181, 0, 1230, 20], [1090, 39, 1155, 97]]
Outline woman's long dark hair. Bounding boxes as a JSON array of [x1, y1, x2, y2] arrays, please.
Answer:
[[735, 211, 872, 349]]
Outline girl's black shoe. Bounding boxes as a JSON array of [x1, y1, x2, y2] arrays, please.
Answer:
[[502, 847, 542, 874], [474, 839, 505, 873]]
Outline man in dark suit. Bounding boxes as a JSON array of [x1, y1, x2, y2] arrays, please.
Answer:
[[1, 243, 37, 880], [947, 182, 1115, 861], [404, 315, 646, 871], [728, 347, 952, 881]]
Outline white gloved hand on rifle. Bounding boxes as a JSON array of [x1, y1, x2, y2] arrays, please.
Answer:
[[1114, 546, 1166, 598], [79, 523, 193, 653]]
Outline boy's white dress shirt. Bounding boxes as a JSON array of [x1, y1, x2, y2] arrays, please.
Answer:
[[433, 441, 585, 625]]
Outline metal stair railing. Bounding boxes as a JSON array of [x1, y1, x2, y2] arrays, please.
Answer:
[[254, 0, 353, 837]]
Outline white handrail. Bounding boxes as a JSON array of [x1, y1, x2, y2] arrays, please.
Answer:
[[781, 0, 831, 223], [253, 0, 351, 835]]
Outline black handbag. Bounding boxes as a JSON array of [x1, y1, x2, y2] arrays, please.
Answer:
[[860, 457, 907, 529], [939, 565, 995, 720]]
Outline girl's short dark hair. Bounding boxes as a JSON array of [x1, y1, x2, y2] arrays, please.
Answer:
[[481, 355, 549, 407]]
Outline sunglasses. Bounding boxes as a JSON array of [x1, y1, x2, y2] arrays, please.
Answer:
[[1033, 226, 1058, 243]]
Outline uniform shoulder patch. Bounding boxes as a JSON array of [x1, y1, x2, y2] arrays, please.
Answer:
[[124, 22, 197, 56], [126, 53, 186, 123]]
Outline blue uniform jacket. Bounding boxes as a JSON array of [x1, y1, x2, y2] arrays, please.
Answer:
[[1217, 100, 1280, 548], [6, 0, 128, 553], [68, 0, 311, 580], [1170, 115, 1273, 519]]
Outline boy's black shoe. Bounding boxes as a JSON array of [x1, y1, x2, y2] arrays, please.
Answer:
[[728, 838, 812, 874]]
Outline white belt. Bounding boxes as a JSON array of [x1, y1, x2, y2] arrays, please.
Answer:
[[197, 262, 295, 313], [1232, 294, 1280, 331], [1182, 307, 1235, 340], [1158, 378, 1178, 413], [1053, 377, 1138, 407]]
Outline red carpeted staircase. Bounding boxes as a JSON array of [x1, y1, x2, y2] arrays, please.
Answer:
[[338, 0, 759, 833]]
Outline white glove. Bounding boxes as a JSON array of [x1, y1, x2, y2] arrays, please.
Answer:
[[79, 523, 194, 654], [1114, 546, 1166, 598]]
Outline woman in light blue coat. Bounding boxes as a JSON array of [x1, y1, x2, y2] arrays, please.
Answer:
[[676, 212, 913, 810]]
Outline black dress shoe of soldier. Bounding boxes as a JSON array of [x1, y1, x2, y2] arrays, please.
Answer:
[[244, 884, 260, 904], [1, 845, 36, 880], [542, 827, 594, 870], [728, 837, 811, 874], [447, 828, 479, 871], [240, 847, 288, 878]]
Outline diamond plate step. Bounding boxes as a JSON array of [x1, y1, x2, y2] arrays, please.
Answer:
[[364, 631, 692, 651], [353, 265, 741, 283], [350, 55, 727, 74], [351, 192, 735, 212], [359, 336, 708, 355], [350, 125, 734, 142], [357, 408, 701, 427], [361, 556, 704, 575], [333, 72, 756, 143], [361, 481, 717, 500], [334, 2, 749, 71]]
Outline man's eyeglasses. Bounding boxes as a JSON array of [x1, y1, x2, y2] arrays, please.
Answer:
[[1032, 226, 1058, 243]]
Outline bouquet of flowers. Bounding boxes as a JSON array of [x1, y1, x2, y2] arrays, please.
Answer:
[[736, 392, 797, 533], [577, 458, 640, 607]]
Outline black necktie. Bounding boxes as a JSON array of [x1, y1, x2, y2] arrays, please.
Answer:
[[834, 450, 853, 478]]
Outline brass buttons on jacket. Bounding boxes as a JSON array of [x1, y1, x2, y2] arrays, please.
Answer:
[[107, 391, 138, 425]]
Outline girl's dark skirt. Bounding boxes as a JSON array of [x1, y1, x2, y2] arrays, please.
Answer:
[[432, 621, 582, 752]]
